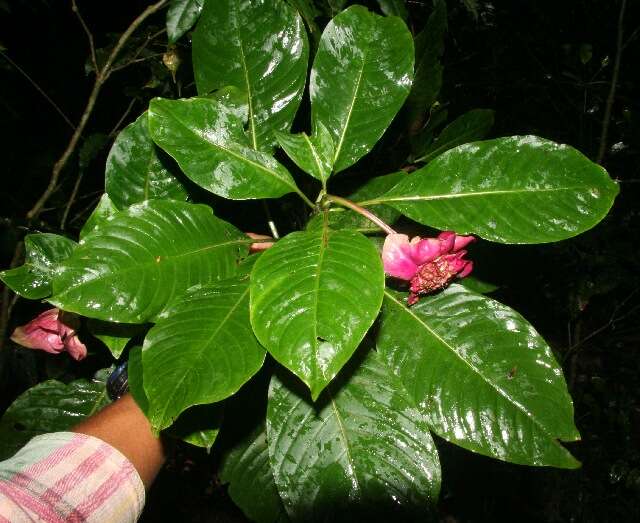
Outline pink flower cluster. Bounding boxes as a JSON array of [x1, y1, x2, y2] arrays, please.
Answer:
[[382, 231, 475, 305], [11, 308, 87, 360]]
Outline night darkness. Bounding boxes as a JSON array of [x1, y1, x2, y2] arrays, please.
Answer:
[[1, 1, 639, 521]]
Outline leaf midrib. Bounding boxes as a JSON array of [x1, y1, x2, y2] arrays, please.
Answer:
[[231, 4, 258, 150], [164, 105, 297, 193], [302, 133, 325, 182], [332, 25, 371, 166], [59, 237, 248, 293], [363, 185, 591, 206], [383, 290, 556, 440], [311, 222, 330, 386], [151, 284, 250, 429], [329, 393, 362, 494]]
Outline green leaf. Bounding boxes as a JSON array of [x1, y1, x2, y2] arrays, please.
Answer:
[[410, 106, 448, 158], [311, 5, 414, 173], [267, 349, 440, 521], [288, 0, 321, 44], [378, 286, 580, 468], [376, 0, 408, 20], [167, 403, 223, 451], [149, 96, 300, 200], [374, 136, 619, 243], [78, 133, 108, 171], [128, 345, 149, 413], [406, 0, 447, 131], [50, 200, 247, 323], [416, 108, 494, 163], [458, 275, 499, 294], [79, 194, 118, 239], [0, 233, 76, 299], [0, 369, 110, 460], [220, 422, 289, 523], [87, 319, 146, 359], [143, 277, 266, 431], [105, 112, 188, 210], [307, 172, 404, 233], [128, 346, 222, 449], [275, 122, 334, 183], [192, 0, 309, 150], [166, 0, 203, 44], [250, 228, 384, 399]]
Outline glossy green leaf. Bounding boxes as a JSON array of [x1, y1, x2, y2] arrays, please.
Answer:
[[149, 97, 300, 200], [51, 200, 247, 323], [0, 233, 76, 299], [310, 5, 414, 173], [378, 286, 580, 468], [307, 172, 404, 233], [167, 403, 223, 450], [79, 194, 118, 240], [0, 369, 110, 460], [288, 0, 321, 44], [78, 133, 108, 171], [458, 275, 499, 294], [220, 422, 289, 523], [251, 228, 384, 399], [192, 0, 308, 150], [374, 136, 619, 243], [410, 106, 448, 158], [275, 122, 334, 183], [377, 0, 408, 20], [143, 277, 266, 431], [127, 345, 149, 413], [267, 349, 440, 521], [105, 112, 188, 209], [406, 0, 446, 130], [87, 319, 146, 359], [128, 346, 222, 449], [416, 108, 494, 163], [166, 0, 203, 44]]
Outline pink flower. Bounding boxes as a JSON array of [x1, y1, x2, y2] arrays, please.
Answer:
[[10, 308, 87, 361], [382, 231, 475, 305], [246, 232, 275, 253]]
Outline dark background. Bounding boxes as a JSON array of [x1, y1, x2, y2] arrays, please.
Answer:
[[1, 1, 639, 521]]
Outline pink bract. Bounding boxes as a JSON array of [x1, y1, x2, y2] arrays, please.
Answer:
[[10, 308, 87, 361], [246, 232, 275, 253], [382, 231, 475, 305]]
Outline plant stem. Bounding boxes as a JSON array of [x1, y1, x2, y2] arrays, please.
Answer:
[[0, 51, 75, 131], [71, 0, 97, 73], [25, 0, 169, 221], [325, 195, 397, 234], [261, 201, 280, 239], [295, 188, 317, 209], [597, 0, 626, 165]]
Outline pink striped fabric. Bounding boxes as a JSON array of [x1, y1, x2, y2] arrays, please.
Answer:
[[0, 432, 145, 522]]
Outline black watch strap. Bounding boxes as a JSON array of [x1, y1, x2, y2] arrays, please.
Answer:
[[106, 361, 129, 401]]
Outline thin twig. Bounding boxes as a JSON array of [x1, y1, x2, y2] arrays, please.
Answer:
[[325, 195, 397, 235], [25, 0, 169, 221], [564, 287, 639, 360], [60, 170, 85, 230], [109, 52, 166, 74], [261, 201, 280, 239], [597, 0, 627, 164], [0, 51, 75, 131], [622, 23, 640, 50], [71, 0, 97, 73], [0, 243, 24, 352], [106, 28, 167, 77], [68, 195, 102, 227], [108, 98, 137, 138]]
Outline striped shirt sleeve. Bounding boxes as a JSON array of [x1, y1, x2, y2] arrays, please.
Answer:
[[0, 432, 145, 522]]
